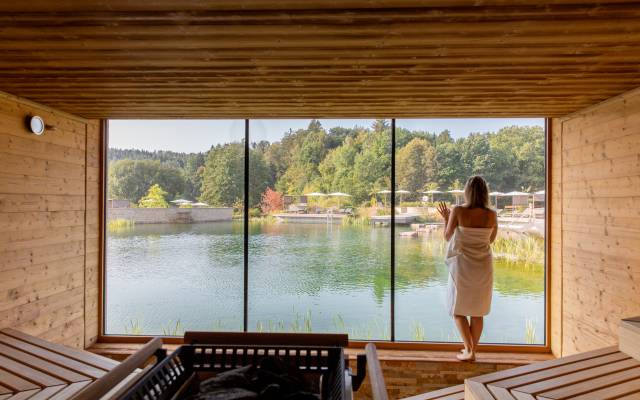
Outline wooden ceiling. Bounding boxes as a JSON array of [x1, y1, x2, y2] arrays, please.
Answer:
[[1, 1, 640, 118]]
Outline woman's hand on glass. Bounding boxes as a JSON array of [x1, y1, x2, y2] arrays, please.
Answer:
[[437, 202, 451, 223]]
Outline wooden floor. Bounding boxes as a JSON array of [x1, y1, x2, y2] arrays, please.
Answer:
[[466, 346, 640, 399], [0, 328, 118, 400]]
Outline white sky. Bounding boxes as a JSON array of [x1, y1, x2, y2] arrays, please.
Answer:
[[108, 118, 545, 153]]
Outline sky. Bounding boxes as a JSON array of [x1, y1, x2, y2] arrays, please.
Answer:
[[108, 118, 545, 153]]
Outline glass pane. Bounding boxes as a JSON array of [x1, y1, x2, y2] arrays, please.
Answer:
[[248, 119, 391, 340], [394, 118, 546, 344], [105, 120, 245, 335]]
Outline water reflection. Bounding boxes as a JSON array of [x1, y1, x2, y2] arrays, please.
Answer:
[[106, 221, 544, 343]]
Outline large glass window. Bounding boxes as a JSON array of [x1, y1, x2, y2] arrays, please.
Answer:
[[104, 118, 546, 346], [248, 120, 391, 339], [394, 119, 546, 344], [105, 120, 245, 335]]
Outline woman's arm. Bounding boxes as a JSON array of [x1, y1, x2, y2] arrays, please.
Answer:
[[489, 210, 498, 243], [440, 204, 458, 242]]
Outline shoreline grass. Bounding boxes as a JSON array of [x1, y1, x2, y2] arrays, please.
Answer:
[[107, 218, 135, 232]]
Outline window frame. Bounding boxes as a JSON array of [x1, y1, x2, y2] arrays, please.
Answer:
[[98, 118, 551, 353]]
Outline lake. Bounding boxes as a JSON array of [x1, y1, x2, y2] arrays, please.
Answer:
[[105, 221, 545, 344]]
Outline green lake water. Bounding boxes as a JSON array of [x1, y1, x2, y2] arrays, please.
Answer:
[[105, 221, 545, 344]]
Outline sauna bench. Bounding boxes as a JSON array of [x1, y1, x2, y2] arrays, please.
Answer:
[[0, 328, 123, 400]]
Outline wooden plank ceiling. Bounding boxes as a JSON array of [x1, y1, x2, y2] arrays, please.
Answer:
[[1, 1, 640, 118]]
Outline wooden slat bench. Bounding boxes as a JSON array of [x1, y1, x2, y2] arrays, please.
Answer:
[[465, 346, 640, 399], [0, 328, 159, 400], [403, 384, 465, 400]]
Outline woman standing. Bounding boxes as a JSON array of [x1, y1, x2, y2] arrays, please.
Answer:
[[437, 176, 497, 361]]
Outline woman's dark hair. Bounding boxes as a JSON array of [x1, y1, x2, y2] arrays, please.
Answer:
[[464, 176, 490, 209]]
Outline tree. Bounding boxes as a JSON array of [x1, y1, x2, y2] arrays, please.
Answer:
[[249, 149, 272, 207], [200, 142, 244, 207], [434, 142, 464, 190], [138, 184, 169, 208], [260, 187, 284, 214], [352, 127, 391, 203], [396, 138, 436, 199], [108, 159, 185, 203], [435, 130, 453, 146], [449, 179, 463, 190]]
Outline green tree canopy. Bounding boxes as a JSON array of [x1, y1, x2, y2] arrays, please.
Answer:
[[396, 137, 436, 199], [108, 159, 185, 203], [108, 122, 545, 211], [138, 184, 169, 208], [200, 142, 244, 207]]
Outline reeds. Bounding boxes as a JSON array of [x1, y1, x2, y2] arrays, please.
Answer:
[[249, 215, 278, 225], [107, 218, 135, 232], [162, 320, 184, 336], [492, 235, 544, 268], [525, 319, 537, 344], [124, 319, 143, 335], [341, 215, 370, 226]]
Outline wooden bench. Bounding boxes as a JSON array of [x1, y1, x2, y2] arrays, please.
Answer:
[[465, 346, 640, 399], [403, 385, 465, 400], [0, 328, 162, 400]]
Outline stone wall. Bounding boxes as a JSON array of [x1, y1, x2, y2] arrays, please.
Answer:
[[107, 207, 233, 224]]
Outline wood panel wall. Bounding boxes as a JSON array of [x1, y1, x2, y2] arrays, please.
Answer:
[[0, 91, 101, 349], [551, 86, 640, 356]]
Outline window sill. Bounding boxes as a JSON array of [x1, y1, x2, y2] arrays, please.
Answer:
[[88, 342, 553, 366]]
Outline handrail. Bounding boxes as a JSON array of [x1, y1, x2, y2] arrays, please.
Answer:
[[365, 343, 389, 400], [69, 337, 165, 400]]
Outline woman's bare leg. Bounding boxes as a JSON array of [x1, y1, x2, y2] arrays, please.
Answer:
[[454, 315, 475, 360], [470, 316, 484, 349]]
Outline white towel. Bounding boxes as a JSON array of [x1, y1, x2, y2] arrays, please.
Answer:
[[445, 226, 494, 317]]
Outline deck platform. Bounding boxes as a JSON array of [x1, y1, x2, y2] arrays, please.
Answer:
[[274, 213, 347, 223], [371, 214, 417, 224]]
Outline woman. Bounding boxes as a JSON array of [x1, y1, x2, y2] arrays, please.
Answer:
[[437, 176, 497, 361]]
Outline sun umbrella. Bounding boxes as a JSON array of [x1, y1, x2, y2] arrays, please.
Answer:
[[395, 189, 410, 206], [448, 189, 464, 205], [304, 192, 326, 211], [376, 189, 391, 208], [422, 189, 442, 203], [328, 192, 351, 209], [192, 202, 209, 207], [170, 199, 192, 204]]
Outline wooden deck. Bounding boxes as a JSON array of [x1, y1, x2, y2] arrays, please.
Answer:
[[274, 213, 347, 223], [0, 328, 119, 400]]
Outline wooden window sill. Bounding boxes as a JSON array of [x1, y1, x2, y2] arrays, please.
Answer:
[[88, 342, 553, 365]]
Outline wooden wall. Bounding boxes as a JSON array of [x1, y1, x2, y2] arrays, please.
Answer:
[[0, 91, 101, 349], [551, 86, 640, 355]]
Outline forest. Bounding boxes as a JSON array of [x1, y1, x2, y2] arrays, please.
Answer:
[[107, 120, 544, 210]]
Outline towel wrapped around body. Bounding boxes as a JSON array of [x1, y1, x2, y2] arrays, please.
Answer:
[[445, 226, 494, 317]]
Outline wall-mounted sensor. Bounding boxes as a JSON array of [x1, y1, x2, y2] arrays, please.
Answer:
[[27, 115, 46, 135]]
